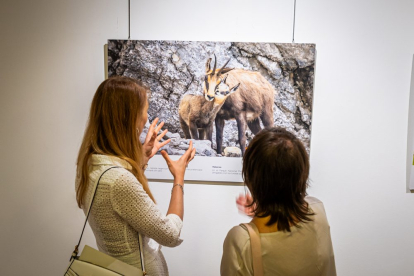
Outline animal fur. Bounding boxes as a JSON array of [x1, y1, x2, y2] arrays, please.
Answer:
[[179, 76, 240, 143], [204, 60, 275, 156]]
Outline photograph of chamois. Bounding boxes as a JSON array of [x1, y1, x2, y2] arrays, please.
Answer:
[[108, 40, 315, 158]]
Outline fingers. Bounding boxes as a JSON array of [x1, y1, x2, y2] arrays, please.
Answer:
[[190, 148, 196, 160], [236, 194, 253, 210], [178, 141, 196, 166], [158, 139, 171, 148], [145, 132, 156, 151], [148, 118, 159, 133], [146, 119, 169, 145], [155, 121, 165, 134], [156, 129, 168, 142], [152, 130, 157, 139], [236, 200, 255, 216], [160, 150, 172, 164], [181, 140, 193, 160], [236, 193, 252, 201], [149, 131, 157, 143], [147, 118, 158, 137], [245, 194, 253, 203], [145, 118, 159, 141], [236, 195, 247, 205], [186, 148, 196, 166], [149, 118, 164, 136], [237, 205, 248, 213]]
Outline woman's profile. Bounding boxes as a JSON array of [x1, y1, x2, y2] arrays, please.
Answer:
[[221, 127, 336, 276], [75, 76, 195, 275]]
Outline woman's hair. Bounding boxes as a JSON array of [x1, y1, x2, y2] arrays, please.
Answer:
[[76, 76, 155, 208], [243, 127, 313, 232]]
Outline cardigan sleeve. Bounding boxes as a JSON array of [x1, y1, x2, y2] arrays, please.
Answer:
[[110, 169, 183, 247]]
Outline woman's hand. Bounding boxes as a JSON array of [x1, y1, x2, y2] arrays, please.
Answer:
[[236, 194, 255, 217], [142, 118, 171, 163], [160, 140, 196, 181]]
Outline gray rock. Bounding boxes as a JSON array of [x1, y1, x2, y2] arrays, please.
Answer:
[[170, 133, 182, 146], [224, 147, 242, 157], [192, 140, 215, 156], [179, 144, 189, 150], [170, 133, 181, 139], [164, 131, 173, 139]]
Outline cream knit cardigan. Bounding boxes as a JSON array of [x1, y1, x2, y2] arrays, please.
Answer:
[[75, 154, 183, 276]]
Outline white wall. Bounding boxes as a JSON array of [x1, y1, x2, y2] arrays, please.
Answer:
[[1, 0, 414, 275], [406, 57, 414, 189]]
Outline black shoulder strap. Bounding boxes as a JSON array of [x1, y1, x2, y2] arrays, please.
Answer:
[[70, 166, 120, 260]]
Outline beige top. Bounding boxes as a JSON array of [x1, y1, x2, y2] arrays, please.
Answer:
[[75, 154, 183, 276], [221, 197, 336, 276]]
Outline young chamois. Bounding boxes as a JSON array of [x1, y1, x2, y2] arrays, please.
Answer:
[[178, 75, 240, 143], [204, 55, 275, 156]]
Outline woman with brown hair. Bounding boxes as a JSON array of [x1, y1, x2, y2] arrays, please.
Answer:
[[75, 76, 195, 275], [221, 127, 336, 276]]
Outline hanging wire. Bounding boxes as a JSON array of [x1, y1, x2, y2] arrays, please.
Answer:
[[128, 0, 131, 39], [292, 0, 296, 43]]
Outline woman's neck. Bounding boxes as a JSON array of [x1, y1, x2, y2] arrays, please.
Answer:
[[251, 216, 279, 233], [251, 215, 298, 233]]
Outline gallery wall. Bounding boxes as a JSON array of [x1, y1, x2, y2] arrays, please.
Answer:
[[1, 0, 414, 275], [406, 59, 414, 189]]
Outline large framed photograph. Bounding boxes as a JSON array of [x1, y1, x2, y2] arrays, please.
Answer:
[[108, 40, 316, 183]]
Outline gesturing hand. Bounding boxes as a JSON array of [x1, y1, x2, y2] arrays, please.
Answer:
[[142, 118, 171, 162], [236, 193, 255, 217], [160, 140, 196, 180]]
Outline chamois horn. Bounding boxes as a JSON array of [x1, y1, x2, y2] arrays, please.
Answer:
[[211, 54, 217, 75], [217, 57, 232, 76], [205, 57, 212, 72]]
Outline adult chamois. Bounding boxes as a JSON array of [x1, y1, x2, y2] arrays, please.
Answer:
[[178, 75, 240, 143], [204, 55, 275, 156]]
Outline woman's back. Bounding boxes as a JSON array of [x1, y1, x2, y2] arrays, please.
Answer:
[[76, 154, 183, 275], [221, 197, 336, 276]]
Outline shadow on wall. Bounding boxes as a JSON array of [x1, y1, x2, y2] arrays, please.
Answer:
[[406, 55, 414, 192]]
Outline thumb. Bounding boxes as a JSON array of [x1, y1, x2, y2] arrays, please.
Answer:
[[160, 150, 172, 164]]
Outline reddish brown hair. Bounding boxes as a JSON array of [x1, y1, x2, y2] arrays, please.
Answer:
[[243, 127, 313, 232], [76, 76, 154, 208]]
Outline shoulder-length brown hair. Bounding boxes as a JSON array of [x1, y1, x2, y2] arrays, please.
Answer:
[[76, 76, 155, 208], [243, 127, 313, 232]]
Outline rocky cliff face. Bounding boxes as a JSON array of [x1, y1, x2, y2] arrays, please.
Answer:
[[108, 40, 315, 155]]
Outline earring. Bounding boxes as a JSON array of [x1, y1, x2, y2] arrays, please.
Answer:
[[136, 128, 140, 135]]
